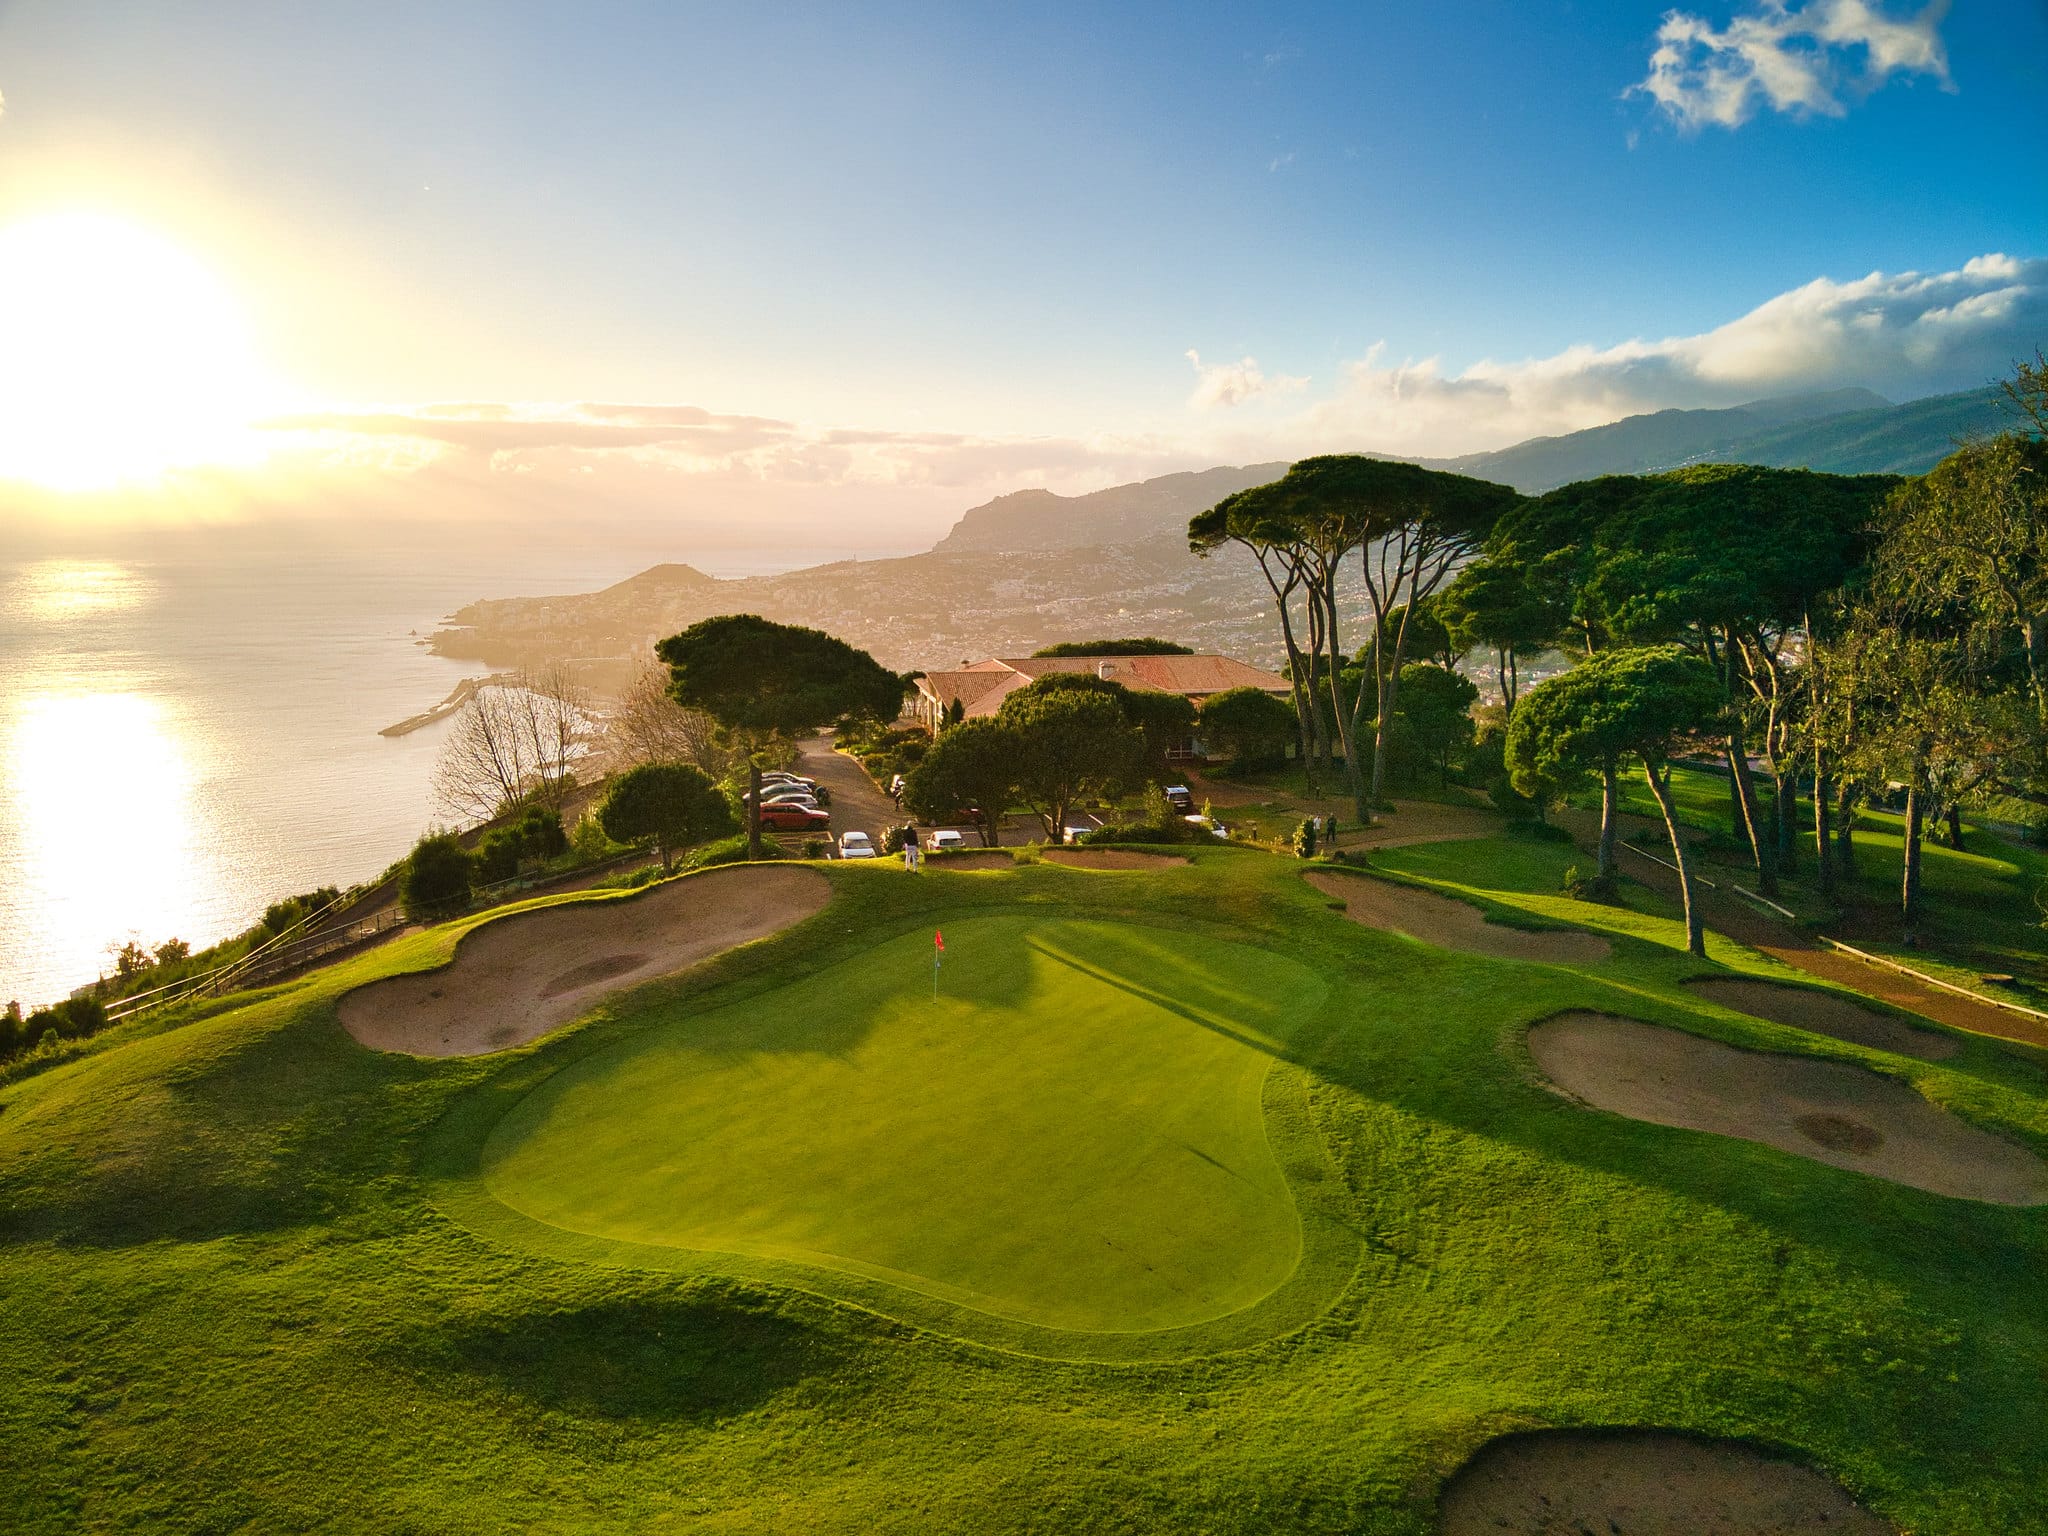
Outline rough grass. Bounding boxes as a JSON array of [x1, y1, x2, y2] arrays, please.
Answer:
[[0, 850, 2044, 1533]]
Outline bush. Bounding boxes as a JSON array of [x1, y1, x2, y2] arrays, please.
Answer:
[[1292, 819, 1319, 859], [52, 996, 107, 1040], [569, 814, 621, 864], [881, 824, 915, 854], [260, 886, 343, 937], [474, 826, 525, 884], [1508, 819, 1573, 843], [402, 834, 475, 921], [802, 837, 830, 859], [1487, 773, 1539, 820], [517, 807, 568, 863], [684, 834, 752, 870]]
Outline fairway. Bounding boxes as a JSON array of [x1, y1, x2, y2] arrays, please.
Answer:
[[472, 914, 1330, 1334]]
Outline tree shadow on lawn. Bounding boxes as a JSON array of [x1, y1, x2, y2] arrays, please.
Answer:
[[1289, 941, 2048, 1329], [419, 1291, 844, 1424]]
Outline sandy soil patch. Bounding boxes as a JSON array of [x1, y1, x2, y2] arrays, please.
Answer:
[[923, 851, 1016, 870], [1041, 849, 1189, 870], [1306, 871, 1611, 964], [339, 865, 831, 1057], [1527, 1012, 2048, 1205], [1689, 977, 1958, 1061], [1438, 1429, 1893, 1535]]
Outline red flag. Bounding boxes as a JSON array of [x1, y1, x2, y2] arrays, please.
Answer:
[[934, 929, 945, 951]]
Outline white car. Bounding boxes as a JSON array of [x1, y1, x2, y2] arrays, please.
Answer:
[[838, 831, 878, 859], [1182, 814, 1229, 840], [927, 829, 966, 853]]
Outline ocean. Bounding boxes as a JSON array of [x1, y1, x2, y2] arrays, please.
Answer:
[[0, 535, 816, 1006]]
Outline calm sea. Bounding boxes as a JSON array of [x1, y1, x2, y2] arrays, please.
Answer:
[[0, 535, 837, 1006]]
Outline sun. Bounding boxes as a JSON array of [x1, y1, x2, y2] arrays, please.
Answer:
[[0, 211, 278, 490]]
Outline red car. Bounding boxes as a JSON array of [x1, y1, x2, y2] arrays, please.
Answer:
[[758, 802, 830, 832]]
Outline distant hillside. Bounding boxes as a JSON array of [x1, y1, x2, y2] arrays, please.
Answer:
[[1442, 388, 1892, 493], [935, 462, 1289, 554], [1694, 386, 2014, 477], [432, 384, 2025, 685]]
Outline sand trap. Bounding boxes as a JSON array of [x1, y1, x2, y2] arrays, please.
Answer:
[[1528, 1012, 2048, 1205], [1306, 871, 1611, 964], [1688, 977, 1957, 1061], [924, 851, 1016, 870], [1438, 1429, 1893, 1535], [339, 865, 832, 1057], [1041, 849, 1189, 870]]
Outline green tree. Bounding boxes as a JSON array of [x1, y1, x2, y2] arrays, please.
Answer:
[[902, 719, 1018, 847], [658, 615, 905, 857], [1002, 672, 1197, 777], [1509, 646, 1725, 955], [1391, 662, 1479, 786], [1437, 556, 1565, 714], [1197, 457, 1518, 821], [1031, 637, 1193, 656], [597, 762, 737, 872], [517, 806, 568, 863], [998, 688, 1144, 842], [1197, 686, 1296, 767], [402, 834, 474, 922]]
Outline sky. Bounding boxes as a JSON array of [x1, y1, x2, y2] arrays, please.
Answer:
[[0, 0, 2043, 552]]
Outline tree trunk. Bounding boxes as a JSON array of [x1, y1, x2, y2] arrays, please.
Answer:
[[1901, 778, 1923, 940], [1506, 648, 1520, 716], [1945, 805, 1965, 850], [1812, 765, 1834, 901], [1597, 762, 1619, 885], [1835, 783, 1859, 878], [1645, 760, 1705, 958], [1773, 768, 1798, 875], [1726, 727, 1778, 897], [747, 759, 763, 859]]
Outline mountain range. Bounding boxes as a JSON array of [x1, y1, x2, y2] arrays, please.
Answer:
[[428, 383, 2020, 680]]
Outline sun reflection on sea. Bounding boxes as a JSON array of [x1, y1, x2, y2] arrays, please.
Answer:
[[3, 560, 154, 624], [9, 691, 202, 994]]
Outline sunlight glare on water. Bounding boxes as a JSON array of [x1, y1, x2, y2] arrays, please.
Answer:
[[9, 690, 206, 991]]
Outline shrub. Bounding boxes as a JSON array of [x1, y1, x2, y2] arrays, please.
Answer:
[[802, 837, 829, 859], [1487, 772, 1539, 820], [52, 996, 107, 1040], [517, 807, 568, 863], [1292, 818, 1319, 859], [684, 834, 752, 870], [569, 814, 621, 864], [402, 834, 475, 921], [474, 826, 525, 884]]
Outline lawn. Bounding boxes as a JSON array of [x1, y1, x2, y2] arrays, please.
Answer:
[[1607, 762, 2048, 1006], [1, 847, 2044, 1532]]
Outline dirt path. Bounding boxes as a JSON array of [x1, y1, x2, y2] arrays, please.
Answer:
[[1561, 809, 2048, 1051], [339, 865, 832, 1057], [1527, 1012, 2048, 1205], [1190, 772, 1502, 851], [1307, 870, 1611, 964], [1439, 1429, 1894, 1535], [1686, 977, 1956, 1061]]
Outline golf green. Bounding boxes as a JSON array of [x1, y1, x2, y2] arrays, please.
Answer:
[[471, 914, 1329, 1334]]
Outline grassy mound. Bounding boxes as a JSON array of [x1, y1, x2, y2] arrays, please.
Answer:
[[1, 848, 2044, 1532], [463, 915, 1326, 1334]]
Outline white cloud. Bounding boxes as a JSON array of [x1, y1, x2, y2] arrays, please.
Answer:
[[1632, 0, 1951, 131], [1184, 349, 1308, 409], [1277, 253, 2043, 456]]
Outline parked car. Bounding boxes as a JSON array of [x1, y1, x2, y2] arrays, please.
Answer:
[[838, 831, 877, 859], [749, 786, 819, 805], [1164, 784, 1195, 813], [1182, 814, 1229, 840], [762, 774, 829, 805], [927, 829, 966, 853], [759, 802, 830, 832]]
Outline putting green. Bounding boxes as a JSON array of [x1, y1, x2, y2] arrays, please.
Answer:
[[470, 914, 1330, 1335]]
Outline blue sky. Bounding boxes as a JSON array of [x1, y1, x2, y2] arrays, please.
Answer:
[[0, 0, 2043, 536]]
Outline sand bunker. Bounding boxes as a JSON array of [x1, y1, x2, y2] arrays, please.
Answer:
[[1688, 977, 1957, 1060], [1527, 1012, 2048, 1205], [339, 865, 831, 1057], [1438, 1428, 1893, 1535], [1306, 871, 1611, 964], [923, 851, 1016, 870], [1041, 848, 1188, 870]]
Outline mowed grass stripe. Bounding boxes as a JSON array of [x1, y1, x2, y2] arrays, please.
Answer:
[[473, 915, 1327, 1334]]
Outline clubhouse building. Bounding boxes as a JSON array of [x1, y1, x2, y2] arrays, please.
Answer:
[[911, 652, 1292, 758]]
